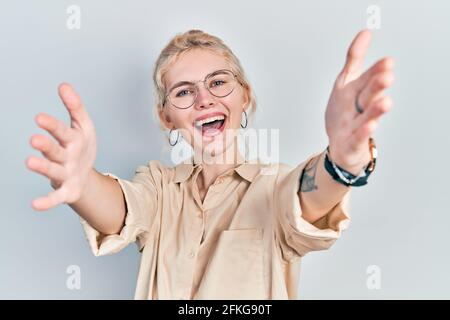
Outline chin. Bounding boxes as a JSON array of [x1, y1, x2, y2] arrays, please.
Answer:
[[194, 134, 237, 164]]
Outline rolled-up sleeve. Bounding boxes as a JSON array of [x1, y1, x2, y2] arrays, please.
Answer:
[[274, 151, 351, 259], [79, 165, 158, 257]]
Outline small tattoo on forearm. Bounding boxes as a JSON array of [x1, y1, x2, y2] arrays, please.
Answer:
[[300, 156, 320, 192]]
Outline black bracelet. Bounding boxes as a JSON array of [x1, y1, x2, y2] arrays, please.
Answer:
[[323, 147, 375, 187], [299, 139, 377, 190]]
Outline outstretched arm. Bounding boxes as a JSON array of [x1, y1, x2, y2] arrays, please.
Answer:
[[299, 29, 395, 224], [26, 83, 126, 235]]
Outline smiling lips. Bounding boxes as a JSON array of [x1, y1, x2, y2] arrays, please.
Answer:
[[194, 112, 227, 137]]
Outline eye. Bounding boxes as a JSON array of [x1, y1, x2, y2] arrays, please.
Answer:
[[211, 80, 225, 87], [175, 89, 193, 97]]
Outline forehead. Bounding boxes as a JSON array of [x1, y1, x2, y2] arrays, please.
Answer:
[[164, 49, 231, 88]]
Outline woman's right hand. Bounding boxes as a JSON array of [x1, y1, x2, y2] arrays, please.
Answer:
[[26, 83, 97, 211]]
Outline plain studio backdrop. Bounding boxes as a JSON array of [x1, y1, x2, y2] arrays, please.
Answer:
[[1, 0, 448, 299]]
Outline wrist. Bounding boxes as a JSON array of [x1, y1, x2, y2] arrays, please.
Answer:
[[324, 137, 377, 188], [72, 168, 98, 205], [328, 146, 372, 176], [331, 158, 369, 176]]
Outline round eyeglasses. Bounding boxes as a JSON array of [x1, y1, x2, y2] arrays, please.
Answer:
[[163, 69, 242, 109]]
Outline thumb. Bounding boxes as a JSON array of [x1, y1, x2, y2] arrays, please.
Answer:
[[339, 29, 373, 86], [58, 83, 90, 129]]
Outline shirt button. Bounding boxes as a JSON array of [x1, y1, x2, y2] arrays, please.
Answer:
[[188, 250, 195, 258]]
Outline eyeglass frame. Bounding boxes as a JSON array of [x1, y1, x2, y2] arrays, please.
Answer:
[[162, 69, 244, 109]]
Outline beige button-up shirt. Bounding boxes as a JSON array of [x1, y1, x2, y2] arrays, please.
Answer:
[[80, 150, 351, 299]]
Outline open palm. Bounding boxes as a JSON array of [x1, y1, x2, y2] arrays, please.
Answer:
[[26, 83, 97, 211], [325, 30, 395, 172]]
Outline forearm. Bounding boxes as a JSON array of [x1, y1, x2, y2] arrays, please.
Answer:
[[69, 169, 126, 235], [298, 151, 351, 224]]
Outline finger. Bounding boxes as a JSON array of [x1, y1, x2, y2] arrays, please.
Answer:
[[339, 29, 373, 85], [26, 155, 67, 183], [30, 134, 67, 163], [352, 96, 393, 133], [348, 119, 379, 147], [352, 57, 395, 92], [58, 83, 91, 129], [356, 71, 395, 113], [35, 113, 74, 146], [31, 187, 68, 211]]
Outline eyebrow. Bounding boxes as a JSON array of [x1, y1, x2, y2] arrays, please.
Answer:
[[167, 69, 230, 93]]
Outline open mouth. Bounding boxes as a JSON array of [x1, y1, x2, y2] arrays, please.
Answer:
[[194, 115, 227, 137]]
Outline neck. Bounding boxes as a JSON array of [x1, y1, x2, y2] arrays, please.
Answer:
[[193, 140, 245, 191]]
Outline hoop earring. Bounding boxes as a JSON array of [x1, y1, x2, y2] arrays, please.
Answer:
[[240, 110, 248, 129], [169, 128, 180, 146]]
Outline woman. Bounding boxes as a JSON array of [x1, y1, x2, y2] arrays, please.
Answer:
[[26, 29, 394, 299]]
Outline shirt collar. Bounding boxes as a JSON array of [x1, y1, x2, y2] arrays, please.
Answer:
[[173, 156, 262, 183]]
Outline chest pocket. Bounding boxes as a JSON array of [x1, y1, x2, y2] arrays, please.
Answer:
[[195, 228, 264, 299]]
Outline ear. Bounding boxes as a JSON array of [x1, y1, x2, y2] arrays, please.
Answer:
[[242, 86, 251, 112], [158, 108, 174, 130]]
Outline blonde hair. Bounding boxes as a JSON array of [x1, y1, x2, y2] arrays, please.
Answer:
[[152, 29, 257, 131]]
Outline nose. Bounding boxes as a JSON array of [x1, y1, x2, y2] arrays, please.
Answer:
[[194, 82, 216, 110]]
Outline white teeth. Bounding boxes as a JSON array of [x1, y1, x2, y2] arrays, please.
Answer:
[[195, 115, 225, 128]]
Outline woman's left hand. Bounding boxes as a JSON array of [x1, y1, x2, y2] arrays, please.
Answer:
[[325, 29, 395, 175]]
